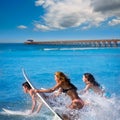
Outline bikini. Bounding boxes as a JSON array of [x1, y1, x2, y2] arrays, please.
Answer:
[[72, 99, 84, 109], [62, 87, 84, 109], [62, 88, 75, 93], [62, 82, 77, 93]]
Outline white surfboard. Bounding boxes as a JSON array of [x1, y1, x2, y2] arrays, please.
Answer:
[[22, 68, 63, 120], [2, 108, 29, 116]]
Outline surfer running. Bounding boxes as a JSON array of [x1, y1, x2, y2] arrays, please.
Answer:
[[22, 82, 43, 114], [35, 71, 84, 109]]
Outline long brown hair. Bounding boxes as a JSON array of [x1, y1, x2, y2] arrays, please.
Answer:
[[84, 73, 100, 87]]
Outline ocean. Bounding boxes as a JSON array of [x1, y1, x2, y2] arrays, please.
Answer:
[[0, 43, 120, 120]]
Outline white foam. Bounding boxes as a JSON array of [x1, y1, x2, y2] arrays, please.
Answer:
[[1, 93, 120, 120], [43, 47, 100, 51], [49, 93, 120, 120], [2, 108, 32, 116]]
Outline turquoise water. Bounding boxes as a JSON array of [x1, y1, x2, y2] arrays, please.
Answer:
[[0, 43, 120, 120]]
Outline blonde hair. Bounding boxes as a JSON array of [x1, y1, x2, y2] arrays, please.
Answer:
[[55, 71, 77, 90], [55, 71, 69, 83]]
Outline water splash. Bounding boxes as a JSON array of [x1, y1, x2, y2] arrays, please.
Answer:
[[1, 109, 31, 116], [50, 93, 120, 120], [1, 93, 120, 120]]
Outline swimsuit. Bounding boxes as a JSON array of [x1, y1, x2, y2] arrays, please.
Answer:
[[72, 99, 84, 109], [62, 88, 75, 93]]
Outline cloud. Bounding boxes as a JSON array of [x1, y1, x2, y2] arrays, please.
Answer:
[[34, 23, 50, 31], [91, 0, 120, 13], [34, 0, 120, 31], [17, 25, 27, 29], [108, 18, 120, 26], [35, 0, 45, 6]]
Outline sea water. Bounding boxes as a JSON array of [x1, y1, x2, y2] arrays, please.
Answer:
[[0, 43, 120, 120]]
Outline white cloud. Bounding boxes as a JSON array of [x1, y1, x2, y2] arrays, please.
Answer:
[[34, 0, 120, 31], [108, 18, 120, 26], [35, 0, 45, 6], [34, 23, 50, 31], [17, 25, 27, 29]]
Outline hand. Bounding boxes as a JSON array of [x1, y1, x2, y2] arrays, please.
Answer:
[[34, 89, 38, 93]]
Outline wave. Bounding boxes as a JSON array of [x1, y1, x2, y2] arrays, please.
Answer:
[[43, 47, 100, 51], [43, 48, 60, 51], [50, 93, 120, 120], [1, 109, 31, 116], [1, 93, 120, 120]]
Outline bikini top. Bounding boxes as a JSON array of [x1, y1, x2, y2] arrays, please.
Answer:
[[62, 88, 75, 93], [62, 83, 77, 93]]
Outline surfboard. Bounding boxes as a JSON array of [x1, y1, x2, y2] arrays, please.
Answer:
[[2, 108, 29, 115], [22, 68, 63, 120]]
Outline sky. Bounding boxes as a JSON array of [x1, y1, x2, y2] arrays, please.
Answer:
[[0, 0, 120, 43]]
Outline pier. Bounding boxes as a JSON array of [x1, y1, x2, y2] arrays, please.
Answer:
[[24, 39, 120, 47]]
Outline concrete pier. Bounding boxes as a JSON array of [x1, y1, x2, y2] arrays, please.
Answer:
[[24, 39, 120, 47]]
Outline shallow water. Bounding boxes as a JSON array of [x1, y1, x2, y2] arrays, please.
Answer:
[[0, 43, 120, 120]]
